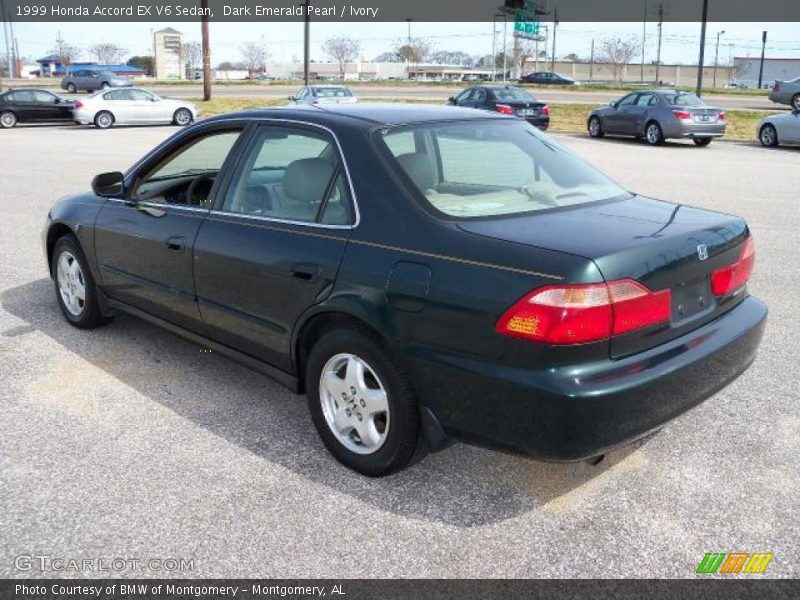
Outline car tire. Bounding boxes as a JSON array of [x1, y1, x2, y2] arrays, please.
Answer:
[[0, 110, 17, 128], [588, 116, 604, 138], [759, 123, 779, 147], [94, 111, 114, 129], [792, 94, 800, 111], [67, 83, 77, 93], [173, 108, 193, 126], [51, 234, 111, 329], [305, 327, 426, 477], [693, 138, 712, 147], [644, 121, 665, 146]]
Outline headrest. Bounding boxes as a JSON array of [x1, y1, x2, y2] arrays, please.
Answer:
[[284, 158, 335, 203], [396, 152, 435, 192]]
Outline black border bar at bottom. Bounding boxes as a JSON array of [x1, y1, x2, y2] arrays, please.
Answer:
[[1, 579, 798, 600]]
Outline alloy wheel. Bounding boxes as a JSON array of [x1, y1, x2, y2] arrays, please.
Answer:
[[760, 125, 777, 147], [646, 123, 662, 145], [319, 353, 390, 455], [589, 118, 601, 137], [175, 109, 192, 126], [0, 112, 16, 128], [96, 112, 113, 128], [792, 95, 800, 111], [56, 251, 86, 316]]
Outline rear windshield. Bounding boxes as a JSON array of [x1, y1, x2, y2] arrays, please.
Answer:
[[663, 93, 707, 107], [312, 87, 353, 98], [492, 87, 536, 102], [379, 119, 629, 219]]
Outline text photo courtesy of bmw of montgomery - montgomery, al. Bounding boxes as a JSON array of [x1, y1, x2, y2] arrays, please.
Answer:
[[1, 0, 799, 595]]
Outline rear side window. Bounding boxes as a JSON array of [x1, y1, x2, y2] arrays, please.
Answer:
[[379, 120, 629, 218], [664, 93, 707, 106], [493, 88, 536, 102], [222, 125, 354, 225]]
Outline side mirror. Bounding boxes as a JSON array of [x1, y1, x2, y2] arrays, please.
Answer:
[[92, 171, 124, 197], [288, 95, 296, 101], [447, 96, 456, 104], [609, 101, 617, 108]]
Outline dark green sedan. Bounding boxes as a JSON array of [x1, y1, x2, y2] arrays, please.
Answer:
[[42, 104, 766, 476]]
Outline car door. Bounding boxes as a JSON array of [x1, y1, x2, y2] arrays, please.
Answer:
[[193, 122, 355, 371], [4, 91, 37, 121], [783, 111, 800, 142], [93, 123, 246, 331], [85, 71, 101, 91], [627, 92, 655, 134], [455, 88, 478, 108], [125, 89, 159, 123], [605, 93, 639, 134], [30, 90, 69, 121]]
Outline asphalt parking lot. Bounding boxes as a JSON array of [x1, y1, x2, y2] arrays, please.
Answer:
[[1, 124, 798, 578]]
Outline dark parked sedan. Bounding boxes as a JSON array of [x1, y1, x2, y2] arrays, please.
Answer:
[[43, 104, 766, 476], [519, 71, 580, 85], [588, 90, 726, 146], [0, 88, 75, 128], [447, 85, 550, 130]]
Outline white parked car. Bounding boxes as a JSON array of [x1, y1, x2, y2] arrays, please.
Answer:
[[73, 88, 198, 129], [757, 109, 800, 147], [289, 85, 358, 105]]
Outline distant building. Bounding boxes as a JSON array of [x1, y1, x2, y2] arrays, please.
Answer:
[[733, 57, 800, 88], [36, 54, 64, 77], [154, 27, 185, 79], [34, 56, 146, 78]]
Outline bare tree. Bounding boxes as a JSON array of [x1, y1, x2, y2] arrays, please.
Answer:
[[599, 37, 640, 85], [395, 37, 432, 76], [239, 41, 268, 77], [50, 35, 80, 67], [512, 38, 537, 77], [89, 43, 127, 65], [181, 41, 202, 77], [321, 37, 361, 80]]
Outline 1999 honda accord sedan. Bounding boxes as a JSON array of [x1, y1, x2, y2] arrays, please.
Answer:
[[43, 104, 766, 476]]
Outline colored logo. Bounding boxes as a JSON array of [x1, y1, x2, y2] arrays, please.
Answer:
[[696, 552, 773, 574]]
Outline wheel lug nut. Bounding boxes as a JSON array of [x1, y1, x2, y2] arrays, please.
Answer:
[[357, 413, 363, 421], [360, 399, 365, 407], [346, 409, 351, 417], [350, 386, 356, 394], [341, 392, 347, 399]]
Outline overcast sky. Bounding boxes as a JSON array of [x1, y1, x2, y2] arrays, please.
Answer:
[[9, 21, 800, 65]]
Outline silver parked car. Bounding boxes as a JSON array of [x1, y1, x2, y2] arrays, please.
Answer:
[[768, 77, 800, 111], [588, 90, 726, 146], [60, 69, 134, 93], [757, 109, 800, 147], [289, 85, 358, 105], [73, 88, 198, 129]]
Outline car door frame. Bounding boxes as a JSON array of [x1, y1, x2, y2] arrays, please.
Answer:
[[92, 118, 255, 330], [605, 93, 640, 135], [191, 117, 360, 371]]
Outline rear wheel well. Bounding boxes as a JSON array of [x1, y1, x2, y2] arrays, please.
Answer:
[[294, 312, 388, 393], [46, 224, 76, 275]]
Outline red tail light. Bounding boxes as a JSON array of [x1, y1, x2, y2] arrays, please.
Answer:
[[773, 82, 781, 92], [673, 110, 692, 121], [540, 105, 551, 116], [496, 103, 514, 115], [496, 279, 671, 345], [74, 101, 83, 109], [718, 111, 726, 121], [711, 237, 755, 297]]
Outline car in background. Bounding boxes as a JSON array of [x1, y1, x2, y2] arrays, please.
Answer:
[[519, 72, 580, 86], [289, 85, 358, 105], [61, 69, 134, 93], [588, 90, 726, 146], [73, 88, 197, 129], [0, 88, 75, 128], [43, 103, 766, 476], [447, 85, 550, 130], [768, 77, 800, 111], [757, 109, 800, 147]]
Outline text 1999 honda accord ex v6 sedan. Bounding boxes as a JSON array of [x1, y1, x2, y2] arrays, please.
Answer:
[[43, 104, 766, 476]]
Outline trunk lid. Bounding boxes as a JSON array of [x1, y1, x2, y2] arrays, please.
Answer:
[[458, 195, 750, 358], [680, 105, 723, 124]]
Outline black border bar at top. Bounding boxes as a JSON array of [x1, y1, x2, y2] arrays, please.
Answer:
[[4, 0, 800, 22]]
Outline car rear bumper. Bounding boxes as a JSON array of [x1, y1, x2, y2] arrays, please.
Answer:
[[677, 123, 727, 138], [524, 116, 550, 130], [409, 295, 767, 460]]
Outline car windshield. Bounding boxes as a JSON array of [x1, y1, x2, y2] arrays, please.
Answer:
[[312, 87, 353, 98], [379, 119, 630, 219], [492, 87, 536, 102], [663, 93, 707, 107]]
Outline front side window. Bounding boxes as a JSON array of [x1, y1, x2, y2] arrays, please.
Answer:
[[312, 87, 353, 98], [132, 130, 242, 206], [379, 120, 629, 219], [222, 126, 353, 225], [32, 91, 56, 103], [618, 93, 638, 107]]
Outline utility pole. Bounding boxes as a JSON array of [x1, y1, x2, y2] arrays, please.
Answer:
[[695, 0, 708, 97], [713, 30, 725, 88], [641, 0, 647, 83], [304, 1, 311, 85], [550, 8, 558, 73], [589, 38, 594, 82], [405, 17, 413, 79], [201, 0, 211, 100], [0, 0, 13, 81], [757, 31, 767, 89], [502, 14, 507, 83], [655, 3, 663, 85]]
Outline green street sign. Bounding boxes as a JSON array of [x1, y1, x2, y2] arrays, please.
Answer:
[[514, 9, 540, 36]]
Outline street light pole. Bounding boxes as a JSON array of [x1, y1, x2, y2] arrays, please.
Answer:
[[201, 0, 211, 100], [502, 14, 508, 83], [695, 0, 708, 97], [713, 30, 725, 89], [304, 0, 311, 86], [757, 31, 767, 89], [550, 8, 558, 73], [641, 0, 647, 83]]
